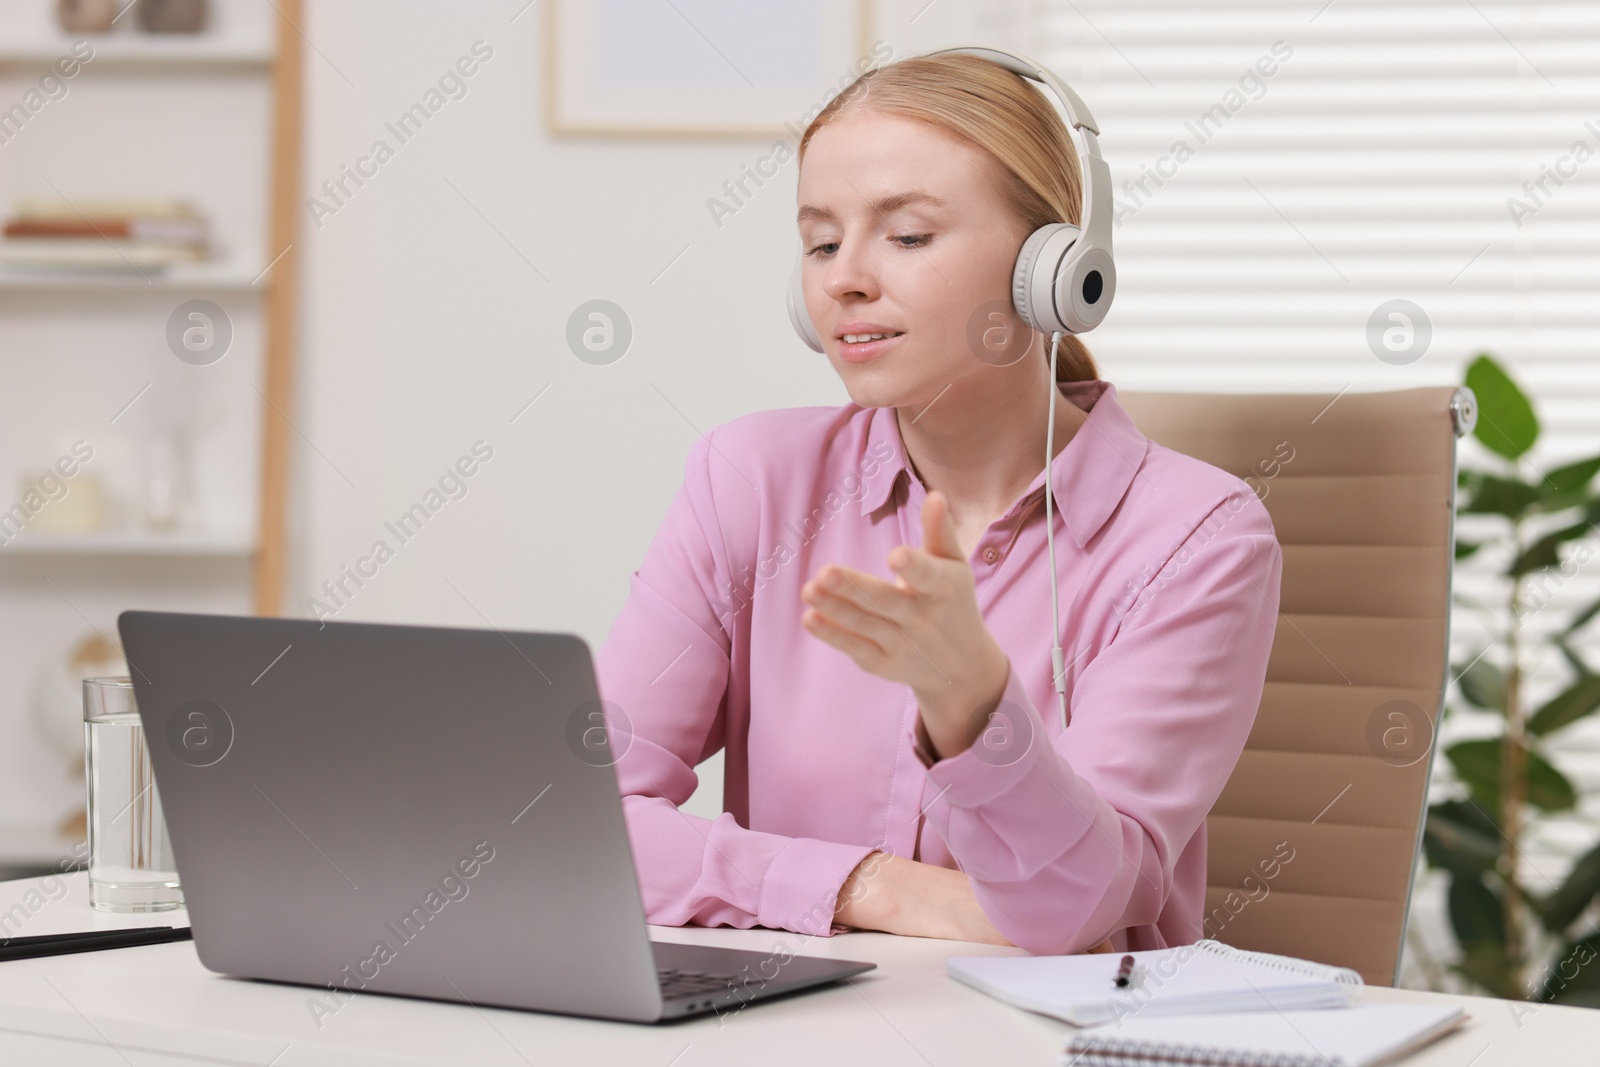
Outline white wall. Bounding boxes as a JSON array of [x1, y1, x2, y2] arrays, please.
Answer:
[[291, 1, 1027, 817]]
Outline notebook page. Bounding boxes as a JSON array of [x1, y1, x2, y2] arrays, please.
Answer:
[[948, 943, 1356, 1026], [1065, 1003, 1469, 1067]]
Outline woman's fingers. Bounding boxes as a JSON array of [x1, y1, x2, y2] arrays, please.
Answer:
[[808, 565, 916, 625], [804, 582, 903, 651], [888, 544, 942, 593], [801, 553, 984, 699], [802, 608, 886, 667]]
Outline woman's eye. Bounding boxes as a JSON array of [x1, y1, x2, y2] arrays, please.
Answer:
[[804, 234, 932, 258]]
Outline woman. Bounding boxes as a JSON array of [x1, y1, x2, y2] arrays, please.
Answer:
[[594, 52, 1282, 956]]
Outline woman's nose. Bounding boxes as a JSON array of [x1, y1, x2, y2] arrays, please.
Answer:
[[820, 236, 879, 304]]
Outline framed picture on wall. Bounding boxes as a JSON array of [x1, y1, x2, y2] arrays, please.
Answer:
[[546, 0, 883, 137]]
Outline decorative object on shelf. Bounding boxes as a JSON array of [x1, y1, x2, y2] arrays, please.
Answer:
[[138, 0, 208, 34], [17, 468, 105, 533], [143, 435, 192, 532], [56, 0, 118, 34], [56, 806, 87, 844], [2, 198, 213, 274], [1422, 352, 1600, 1006]]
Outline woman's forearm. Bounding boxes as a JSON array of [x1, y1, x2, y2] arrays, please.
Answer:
[[833, 851, 897, 932], [834, 851, 1012, 945]]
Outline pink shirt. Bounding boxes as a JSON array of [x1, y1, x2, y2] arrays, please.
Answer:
[[595, 379, 1282, 955]]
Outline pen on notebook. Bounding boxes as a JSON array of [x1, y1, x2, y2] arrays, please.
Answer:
[[1113, 954, 1137, 988], [0, 925, 192, 962]]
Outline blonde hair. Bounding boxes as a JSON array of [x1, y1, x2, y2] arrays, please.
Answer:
[[797, 52, 1101, 384]]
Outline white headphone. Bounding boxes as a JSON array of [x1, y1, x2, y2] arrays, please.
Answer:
[[787, 46, 1117, 733], [786, 45, 1117, 352]]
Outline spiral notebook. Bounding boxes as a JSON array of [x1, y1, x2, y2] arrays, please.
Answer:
[[946, 940, 1361, 1027], [1063, 1002, 1468, 1067]]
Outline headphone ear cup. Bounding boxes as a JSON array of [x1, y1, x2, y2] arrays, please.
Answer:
[[1014, 222, 1117, 336], [1013, 223, 1078, 336], [788, 257, 823, 353], [1056, 242, 1115, 334]]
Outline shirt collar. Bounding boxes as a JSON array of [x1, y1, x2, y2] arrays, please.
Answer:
[[858, 379, 1149, 550]]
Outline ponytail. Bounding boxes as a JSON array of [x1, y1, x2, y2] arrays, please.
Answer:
[[1053, 333, 1099, 383]]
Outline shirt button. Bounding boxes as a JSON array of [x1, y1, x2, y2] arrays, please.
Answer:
[[981, 546, 999, 564]]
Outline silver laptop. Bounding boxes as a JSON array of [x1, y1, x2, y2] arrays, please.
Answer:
[[117, 610, 874, 1024]]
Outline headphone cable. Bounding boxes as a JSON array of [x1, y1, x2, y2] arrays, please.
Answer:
[[1045, 332, 1070, 732]]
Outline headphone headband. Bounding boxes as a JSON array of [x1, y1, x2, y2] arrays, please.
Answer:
[[929, 45, 1101, 134], [926, 45, 1112, 259]]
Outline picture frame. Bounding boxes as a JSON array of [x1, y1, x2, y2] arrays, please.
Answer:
[[546, 0, 880, 138]]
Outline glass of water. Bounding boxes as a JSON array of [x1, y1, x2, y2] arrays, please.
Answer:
[[83, 677, 182, 912]]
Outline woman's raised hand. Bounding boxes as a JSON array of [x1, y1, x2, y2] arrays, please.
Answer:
[[801, 489, 1011, 761]]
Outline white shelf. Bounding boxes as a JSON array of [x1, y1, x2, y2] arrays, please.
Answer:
[[0, 822, 82, 870], [0, 1, 288, 861], [0, 531, 255, 558], [0, 37, 271, 68], [0, 263, 266, 292]]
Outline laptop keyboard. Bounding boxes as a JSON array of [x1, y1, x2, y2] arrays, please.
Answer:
[[658, 967, 738, 1001]]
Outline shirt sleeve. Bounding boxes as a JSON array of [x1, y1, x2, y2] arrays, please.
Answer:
[[912, 490, 1283, 956], [595, 430, 877, 938]]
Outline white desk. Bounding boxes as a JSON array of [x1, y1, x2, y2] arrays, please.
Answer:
[[0, 873, 1593, 1065]]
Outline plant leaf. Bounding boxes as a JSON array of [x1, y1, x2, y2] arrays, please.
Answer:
[[1555, 639, 1594, 679], [1461, 472, 1542, 518], [1434, 796, 1501, 835], [1455, 540, 1484, 560], [1465, 354, 1539, 460], [1446, 738, 1578, 812], [1528, 747, 1573, 810], [1423, 800, 1501, 875], [1526, 487, 1596, 516], [1509, 520, 1594, 577], [1564, 595, 1600, 637], [1528, 674, 1600, 737], [1453, 653, 1506, 713], [1448, 870, 1506, 949], [1542, 453, 1600, 495], [1444, 739, 1499, 805], [1526, 749, 1580, 811], [1455, 945, 1527, 1001], [1537, 934, 1600, 1006], [1537, 839, 1600, 933]]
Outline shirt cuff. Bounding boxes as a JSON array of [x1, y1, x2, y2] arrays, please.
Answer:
[[756, 835, 879, 938], [918, 660, 1052, 810]]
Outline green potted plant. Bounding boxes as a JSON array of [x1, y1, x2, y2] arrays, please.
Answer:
[[1422, 353, 1600, 1004]]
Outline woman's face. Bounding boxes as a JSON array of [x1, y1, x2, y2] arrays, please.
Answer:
[[796, 109, 1034, 411]]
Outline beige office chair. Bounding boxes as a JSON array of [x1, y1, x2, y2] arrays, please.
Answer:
[[1118, 386, 1474, 986]]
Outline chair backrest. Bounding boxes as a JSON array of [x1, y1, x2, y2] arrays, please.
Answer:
[[1118, 385, 1472, 985]]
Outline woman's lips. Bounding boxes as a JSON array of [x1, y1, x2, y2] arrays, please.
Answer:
[[838, 333, 903, 363]]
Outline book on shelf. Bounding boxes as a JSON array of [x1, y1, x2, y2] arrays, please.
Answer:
[[0, 198, 212, 272], [10, 197, 202, 220], [4, 217, 209, 244]]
